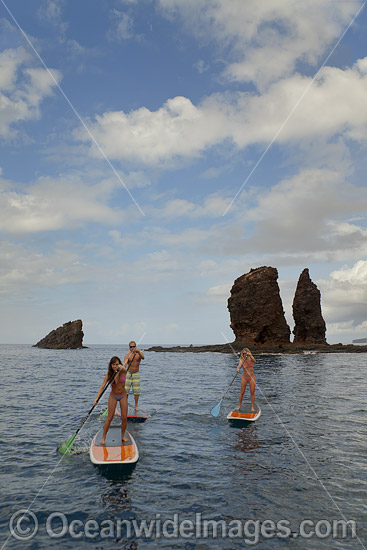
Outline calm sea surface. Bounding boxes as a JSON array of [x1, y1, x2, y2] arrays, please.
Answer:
[[0, 345, 366, 549]]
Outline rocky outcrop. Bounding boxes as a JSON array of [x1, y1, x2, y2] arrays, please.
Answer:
[[292, 269, 327, 344], [227, 266, 291, 346], [34, 320, 86, 349]]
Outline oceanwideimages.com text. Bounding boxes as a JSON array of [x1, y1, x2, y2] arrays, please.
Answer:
[[9, 510, 357, 544]]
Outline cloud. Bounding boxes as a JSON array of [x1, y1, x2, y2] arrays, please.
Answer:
[[0, 173, 128, 234], [0, 46, 61, 139], [158, 0, 361, 90], [108, 9, 140, 41], [150, 194, 233, 219], [204, 282, 232, 303], [197, 167, 367, 264], [318, 261, 367, 335], [0, 240, 87, 295], [246, 168, 367, 252], [195, 59, 209, 74], [75, 95, 225, 165], [76, 59, 367, 166]]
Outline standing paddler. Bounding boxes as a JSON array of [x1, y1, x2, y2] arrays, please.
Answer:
[[123, 341, 144, 411], [236, 347, 256, 412], [94, 356, 128, 444]]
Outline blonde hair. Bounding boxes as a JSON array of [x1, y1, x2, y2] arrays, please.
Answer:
[[240, 348, 254, 363]]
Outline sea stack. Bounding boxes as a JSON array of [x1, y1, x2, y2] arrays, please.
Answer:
[[292, 269, 327, 344], [228, 266, 291, 346], [34, 319, 86, 349]]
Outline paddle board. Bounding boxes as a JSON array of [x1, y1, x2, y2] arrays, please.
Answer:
[[227, 404, 261, 426], [90, 427, 139, 466], [117, 408, 149, 423]]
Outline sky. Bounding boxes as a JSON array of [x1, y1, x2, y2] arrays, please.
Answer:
[[0, 0, 367, 346]]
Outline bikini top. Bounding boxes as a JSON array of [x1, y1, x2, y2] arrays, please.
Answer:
[[111, 370, 126, 386]]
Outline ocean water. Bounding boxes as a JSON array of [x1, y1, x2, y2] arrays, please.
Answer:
[[0, 344, 366, 549]]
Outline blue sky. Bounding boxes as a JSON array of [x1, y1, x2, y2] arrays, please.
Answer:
[[0, 0, 367, 345]]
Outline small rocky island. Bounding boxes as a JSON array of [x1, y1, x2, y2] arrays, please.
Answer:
[[34, 319, 86, 349], [147, 266, 367, 354]]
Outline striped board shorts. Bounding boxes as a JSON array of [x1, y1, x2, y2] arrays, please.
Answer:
[[125, 372, 141, 395]]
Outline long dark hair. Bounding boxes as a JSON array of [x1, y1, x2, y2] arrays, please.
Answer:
[[107, 356, 122, 379]]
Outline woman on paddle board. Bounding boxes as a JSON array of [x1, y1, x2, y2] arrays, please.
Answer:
[[94, 356, 128, 444], [236, 348, 256, 412]]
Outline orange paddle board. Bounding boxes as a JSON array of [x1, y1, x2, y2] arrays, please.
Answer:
[[90, 427, 139, 465]]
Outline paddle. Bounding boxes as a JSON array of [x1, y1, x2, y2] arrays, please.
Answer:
[[57, 370, 116, 456], [210, 370, 239, 418]]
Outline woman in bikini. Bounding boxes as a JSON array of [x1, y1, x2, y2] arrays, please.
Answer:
[[94, 356, 128, 444], [236, 347, 256, 412]]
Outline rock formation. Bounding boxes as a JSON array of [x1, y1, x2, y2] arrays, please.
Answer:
[[292, 269, 327, 344], [228, 266, 291, 346], [34, 319, 86, 349]]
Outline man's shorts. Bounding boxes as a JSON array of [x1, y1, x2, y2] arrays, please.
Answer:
[[125, 372, 141, 396]]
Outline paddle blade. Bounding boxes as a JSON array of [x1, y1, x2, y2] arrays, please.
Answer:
[[210, 399, 222, 418], [99, 408, 108, 419], [57, 433, 77, 456]]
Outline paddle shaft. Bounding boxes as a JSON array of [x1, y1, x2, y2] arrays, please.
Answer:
[[73, 370, 116, 438], [220, 370, 239, 400]]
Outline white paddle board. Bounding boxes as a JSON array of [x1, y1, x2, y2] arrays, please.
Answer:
[[90, 427, 139, 465], [117, 408, 149, 423], [227, 404, 261, 425]]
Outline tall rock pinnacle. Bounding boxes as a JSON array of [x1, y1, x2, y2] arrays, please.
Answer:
[[228, 266, 291, 346], [292, 269, 327, 344]]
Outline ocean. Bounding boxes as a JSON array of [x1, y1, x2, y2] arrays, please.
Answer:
[[0, 344, 366, 549]]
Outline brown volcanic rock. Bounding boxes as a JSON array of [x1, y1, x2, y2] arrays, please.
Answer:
[[227, 266, 291, 346], [292, 269, 327, 344], [34, 319, 86, 349]]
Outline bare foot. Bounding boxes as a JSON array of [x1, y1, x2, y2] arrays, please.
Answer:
[[235, 407, 241, 411], [121, 436, 129, 443], [99, 439, 106, 445], [135, 407, 140, 412]]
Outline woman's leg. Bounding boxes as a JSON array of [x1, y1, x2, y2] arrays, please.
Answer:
[[237, 376, 248, 410], [100, 394, 117, 444], [119, 394, 128, 442], [249, 378, 256, 411]]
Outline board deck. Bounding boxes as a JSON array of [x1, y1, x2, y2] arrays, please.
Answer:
[[90, 427, 139, 465], [227, 404, 261, 424]]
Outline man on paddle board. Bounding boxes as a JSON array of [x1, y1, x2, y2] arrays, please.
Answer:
[[123, 341, 144, 411], [236, 348, 256, 412]]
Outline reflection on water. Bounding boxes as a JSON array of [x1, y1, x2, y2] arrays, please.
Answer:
[[233, 425, 260, 454], [97, 463, 137, 484], [101, 482, 132, 509]]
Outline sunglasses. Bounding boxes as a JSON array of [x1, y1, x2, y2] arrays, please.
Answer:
[[130, 345, 136, 349]]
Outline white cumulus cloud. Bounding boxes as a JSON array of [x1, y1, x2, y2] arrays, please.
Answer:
[[0, 46, 61, 139]]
